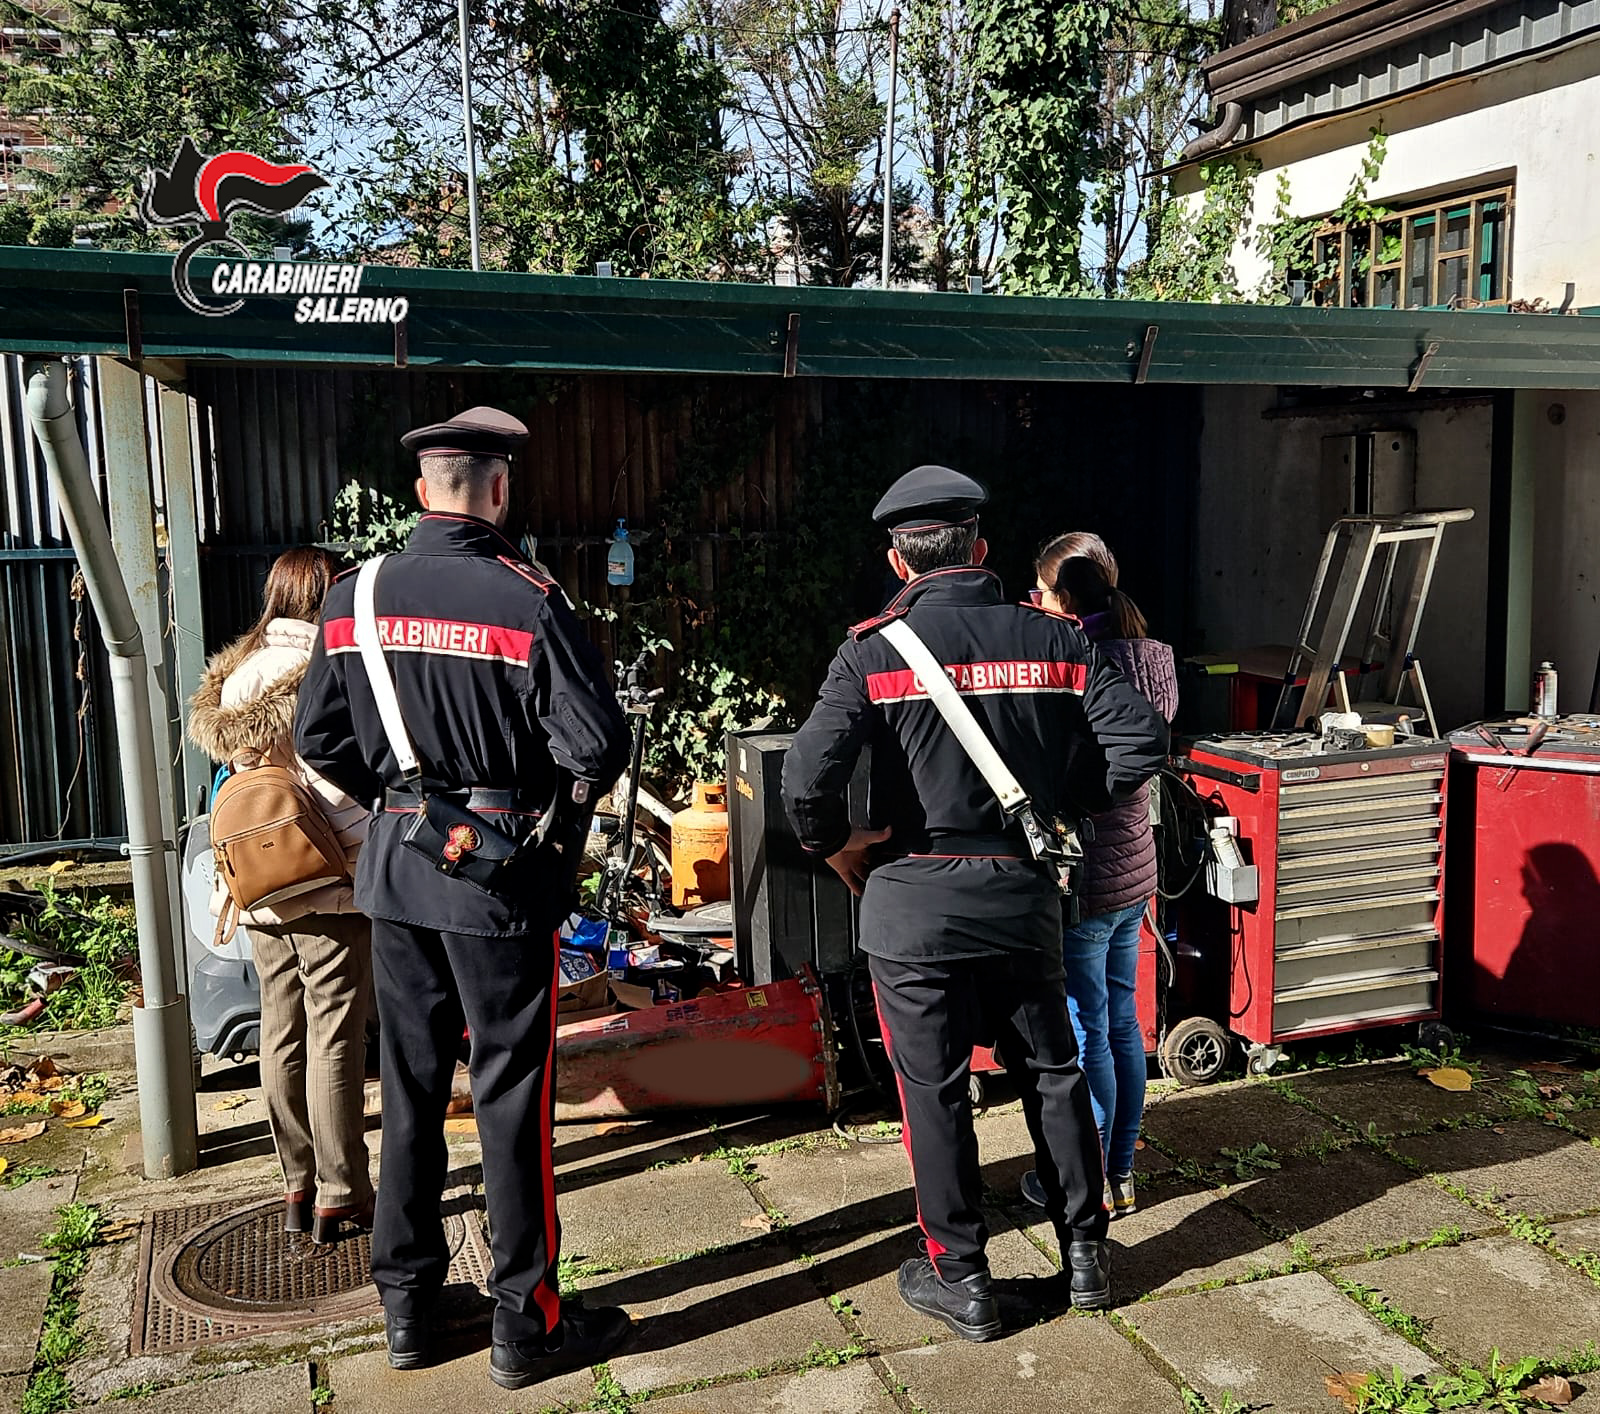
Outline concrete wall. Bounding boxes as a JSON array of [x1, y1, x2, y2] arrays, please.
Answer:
[[1192, 388, 1494, 731], [1175, 40, 1600, 308]]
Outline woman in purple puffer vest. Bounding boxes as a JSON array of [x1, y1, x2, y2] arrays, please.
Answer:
[[1023, 532, 1178, 1221]]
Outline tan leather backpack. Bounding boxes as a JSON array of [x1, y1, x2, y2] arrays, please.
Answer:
[[210, 764, 349, 943]]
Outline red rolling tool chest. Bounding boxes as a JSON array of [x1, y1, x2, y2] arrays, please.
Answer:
[[1183, 733, 1451, 1053], [1447, 719, 1600, 1031]]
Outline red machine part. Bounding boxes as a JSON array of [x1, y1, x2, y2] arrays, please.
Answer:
[[1448, 726, 1600, 1030], [553, 971, 839, 1120], [1184, 738, 1448, 1048]]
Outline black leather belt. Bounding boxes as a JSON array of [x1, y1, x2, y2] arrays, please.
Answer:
[[384, 787, 545, 815], [915, 833, 1029, 859]]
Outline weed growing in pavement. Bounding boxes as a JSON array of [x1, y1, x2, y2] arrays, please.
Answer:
[[1421, 1225, 1465, 1249], [1, 1072, 111, 1119], [722, 1153, 757, 1179], [1340, 1349, 1587, 1412], [3, 1163, 55, 1188], [592, 1364, 632, 1413], [0, 885, 138, 1032], [106, 1382, 161, 1400], [800, 1340, 868, 1369], [1219, 1142, 1280, 1179], [22, 1203, 102, 1414], [1336, 1281, 1432, 1347], [1504, 1211, 1557, 1247], [826, 1293, 858, 1318], [309, 1386, 333, 1409], [1181, 1390, 1207, 1414], [556, 1253, 618, 1295], [1399, 1039, 1480, 1078]]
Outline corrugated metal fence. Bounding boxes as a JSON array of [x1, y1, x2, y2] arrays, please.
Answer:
[[0, 361, 1200, 847]]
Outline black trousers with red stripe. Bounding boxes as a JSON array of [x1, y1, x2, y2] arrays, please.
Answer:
[[370, 917, 563, 1342], [870, 949, 1109, 1282]]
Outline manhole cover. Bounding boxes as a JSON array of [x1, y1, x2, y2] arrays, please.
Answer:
[[132, 1197, 491, 1353]]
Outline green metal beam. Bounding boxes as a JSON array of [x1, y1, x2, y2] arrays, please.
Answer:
[[6, 246, 1600, 388]]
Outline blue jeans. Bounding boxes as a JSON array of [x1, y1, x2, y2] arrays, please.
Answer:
[[1062, 900, 1148, 1176]]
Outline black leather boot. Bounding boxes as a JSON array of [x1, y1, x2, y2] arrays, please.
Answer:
[[384, 1312, 433, 1370], [489, 1301, 633, 1391], [896, 1256, 1002, 1341], [1068, 1239, 1112, 1310]]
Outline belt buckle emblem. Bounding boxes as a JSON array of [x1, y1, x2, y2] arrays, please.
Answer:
[[443, 823, 481, 862]]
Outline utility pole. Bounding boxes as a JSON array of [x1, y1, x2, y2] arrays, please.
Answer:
[[458, 0, 482, 271], [881, 7, 901, 291]]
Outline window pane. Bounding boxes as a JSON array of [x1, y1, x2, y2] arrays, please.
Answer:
[[1314, 234, 1341, 305], [1442, 207, 1470, 253], [1409, 213, 1436, 306], [1348, 226, 1371, 306], [1439, 253, 1469, 306], [1375, 267, 1400, 309], [1378, 219, 1403, 268]]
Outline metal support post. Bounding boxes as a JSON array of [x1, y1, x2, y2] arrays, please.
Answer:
[[24, 358, 197, 1179], [458, 0, 482, 272], [880, 8, 900, 291]]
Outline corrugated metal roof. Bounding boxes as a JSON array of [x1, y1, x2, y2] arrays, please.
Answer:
[[5, 246, 1600, 389]]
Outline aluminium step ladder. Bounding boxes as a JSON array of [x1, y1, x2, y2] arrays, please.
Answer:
[[1271, 508, 1475, 735]]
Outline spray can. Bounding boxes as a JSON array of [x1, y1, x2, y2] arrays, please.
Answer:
[[606, 519, 635, 587], [1533, 661, 1559, 718]]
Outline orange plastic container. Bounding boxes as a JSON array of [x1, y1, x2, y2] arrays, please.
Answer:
[[670, 781, 731, 907]]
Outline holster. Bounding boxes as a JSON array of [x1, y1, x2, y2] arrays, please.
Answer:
[[401, 794, 524, 893]]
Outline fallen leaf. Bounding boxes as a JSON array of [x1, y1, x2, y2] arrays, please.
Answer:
[[38, 1077, 64, 1093], [29, 1057, 57, 1081], [6, 1089, 44, 1107], [0, 1122, 46, 1144], [444, 1117, 477, 1134], [1425, 1067, 1473, 1092], [211, 1094, 249, 1112], [1526, 1060, 1577, 1073], [1492, 1125, 1507, 1134], [740, 1214, 774, 1233], [0, 1158, 8, 1178], [44, 859, 73, 875], [48, 1099, 84, 1119], [1538, 1084, 1565, 1101], [1324, 1372, 1371, 1411], [1544, 1111, 1561, 1122], [65, 1115, 106, 1128], [595, 1122, 637, 1137], [1523, 1374, 1574, 1405], [1134, 1138, 1146, 1151], [98, 1218, 141, 1243]]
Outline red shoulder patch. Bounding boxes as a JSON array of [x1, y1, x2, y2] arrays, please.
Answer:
[[496, 555, 557, 594], [849, 607, 905, 640], [331, 562, 361, 582], [1021, 601, 1081, 624]]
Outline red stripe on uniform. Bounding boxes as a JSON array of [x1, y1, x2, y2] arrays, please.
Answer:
[[534, 929, 563, 1333], [872, 983, 950, 1278], [866, 659, 1087, 704], [322, 615, 533, 665]]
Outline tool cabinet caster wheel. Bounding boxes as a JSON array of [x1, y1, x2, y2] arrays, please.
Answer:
[[969, 1072, 987, 1114], [1246, 1044, 1284, 1077], [1418, 1021, 1454, 1052], [1159, 1017, 1231, 1087]]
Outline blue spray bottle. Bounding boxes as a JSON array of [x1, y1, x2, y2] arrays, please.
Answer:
[[606, 518, 635, 586]]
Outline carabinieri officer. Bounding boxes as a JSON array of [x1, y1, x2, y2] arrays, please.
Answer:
[[782, 466, 1169, 1337], [295, 407, 633, 1391]]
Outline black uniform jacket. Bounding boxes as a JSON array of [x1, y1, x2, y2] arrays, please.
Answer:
[[294, 512, 631, 937], [782, 566, 1169, 960]]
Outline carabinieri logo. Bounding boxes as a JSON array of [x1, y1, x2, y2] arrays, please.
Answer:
[[139, 139, 408, 325]]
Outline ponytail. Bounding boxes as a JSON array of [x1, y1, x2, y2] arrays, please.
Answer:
[[1106, 587, 1149, 641], [1037, 532, 1151, 641]]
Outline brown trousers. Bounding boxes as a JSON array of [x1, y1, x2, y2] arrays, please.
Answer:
[[252, 913, 375, 1209]]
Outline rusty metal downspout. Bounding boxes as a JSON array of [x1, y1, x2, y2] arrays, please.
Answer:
[[1180, 102, 1246, 163], [23, 357, 198, 1179]]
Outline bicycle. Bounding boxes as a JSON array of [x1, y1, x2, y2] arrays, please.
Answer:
[[591, 648, 671, 927]]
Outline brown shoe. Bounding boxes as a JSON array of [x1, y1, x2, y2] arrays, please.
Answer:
[[284, 1190, 314, 1235], [311, 1195, 375, 1245]]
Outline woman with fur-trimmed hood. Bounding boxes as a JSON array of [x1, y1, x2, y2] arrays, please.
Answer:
[[188, 547, 374, 1243]]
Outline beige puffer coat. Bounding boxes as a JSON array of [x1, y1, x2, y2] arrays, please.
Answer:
[[187, 618, 368, 924]]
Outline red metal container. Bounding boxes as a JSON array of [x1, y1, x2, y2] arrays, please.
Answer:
[[1447, 720, 1600, 1030], [1183, 733, 1449, 1048], [553, 971, 839, 1120]]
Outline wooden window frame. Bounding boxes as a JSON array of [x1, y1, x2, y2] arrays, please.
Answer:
[[1308, 184, 1514, 310]]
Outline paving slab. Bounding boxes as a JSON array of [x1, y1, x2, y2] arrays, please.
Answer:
[[885, 1314, 1185, 1414], [646, 1363, 899, 1413], [0, 1172, 78, 1260], [750, 1141, 917, 1237], [0, 1260, 52, 1376], [1348, 1236, 1600, 1365], [1126, 1272, 1435, 1414], [553, 1113, 833, 1191], [1, 1372, 29, 1413], [557, 1161, 767, 1270], [1226, 1149, 1493, 1258], [321, 1344, 595, 1413], [1287, 1061, 1512, 1135], [806, 1223, 1057, 1349], [1141, 1084, 1345, 1167], [580, 1239, 845, 1394], [1047, 1182, 1295, 1301], [1551, 1213, 1600, 1264], [1392, 1121, 1600, 1218], [83, 1365, 313, 1411]]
